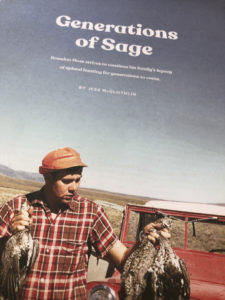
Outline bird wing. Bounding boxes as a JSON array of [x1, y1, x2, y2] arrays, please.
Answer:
[[6, 255, 20, 300], [0, 231, 39, 300], [0, 235, 21, 300], [179, 258, 190, 299], [121, 236, 156, 299], [18, 234, 39, 287]]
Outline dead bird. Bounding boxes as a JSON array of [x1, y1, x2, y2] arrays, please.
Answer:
[[121, 217, 190, 300], [0, 202, 39, 300]]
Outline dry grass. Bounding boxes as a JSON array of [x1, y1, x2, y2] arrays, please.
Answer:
[[0, 174, 43, 191], [0, 187, 30, 205], [102, 206, 124, 237], [0, 175, 43, 206]]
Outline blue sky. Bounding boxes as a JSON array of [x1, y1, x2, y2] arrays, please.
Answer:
[[0, 0, 225, 203]]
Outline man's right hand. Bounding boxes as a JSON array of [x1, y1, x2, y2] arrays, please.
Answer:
[[10, 207, 33, 234]]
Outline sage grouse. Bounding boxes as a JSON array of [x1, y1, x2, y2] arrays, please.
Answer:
[[0, 202, 39, 300], [121, 217, 190, 300]]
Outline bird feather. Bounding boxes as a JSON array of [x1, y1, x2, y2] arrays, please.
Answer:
[[0, 202, 39, 300]]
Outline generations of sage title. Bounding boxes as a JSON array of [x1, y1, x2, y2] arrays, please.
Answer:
[[56, 15, 179, 57]]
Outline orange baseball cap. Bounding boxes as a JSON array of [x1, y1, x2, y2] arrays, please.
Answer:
[[39, 147, 87, 174]]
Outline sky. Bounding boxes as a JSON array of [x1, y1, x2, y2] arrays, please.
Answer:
[[0, 0, 225, 203]]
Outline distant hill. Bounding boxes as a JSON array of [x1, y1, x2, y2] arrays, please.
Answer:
[[0, 164, 43, 182]]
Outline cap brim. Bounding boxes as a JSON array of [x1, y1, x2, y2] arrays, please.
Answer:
[[39, 164, 87, 174]]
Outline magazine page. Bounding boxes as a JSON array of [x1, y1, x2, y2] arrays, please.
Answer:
[[0, 1, 225, 298]]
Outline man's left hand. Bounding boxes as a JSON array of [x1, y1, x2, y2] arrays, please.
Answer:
[[143, 222, 171, 243]]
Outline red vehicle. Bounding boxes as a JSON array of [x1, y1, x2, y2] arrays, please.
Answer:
[[87, 200, 225, 300]]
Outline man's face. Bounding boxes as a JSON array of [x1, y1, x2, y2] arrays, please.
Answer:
[[48, 170, 82, 206]]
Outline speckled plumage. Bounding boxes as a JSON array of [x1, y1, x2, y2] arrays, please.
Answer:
[[121, 218, 190, 300], [0, 202, 39, 300]]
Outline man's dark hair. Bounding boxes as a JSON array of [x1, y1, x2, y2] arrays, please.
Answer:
[[47, 166, 83, 181]]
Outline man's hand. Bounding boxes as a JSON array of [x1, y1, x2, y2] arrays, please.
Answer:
[[143, 222, 171, 243], [10, 207, 33, 234]]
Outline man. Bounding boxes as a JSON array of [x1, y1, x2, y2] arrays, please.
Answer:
[[0, 147, 169, 299]]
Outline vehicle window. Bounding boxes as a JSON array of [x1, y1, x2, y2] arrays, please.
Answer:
[[126, 211, 156, 242], [126, 211, 142, 242], [126, 210, 185, 248], [187, 219, 225, 254], [170, 217, 185, 248]]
